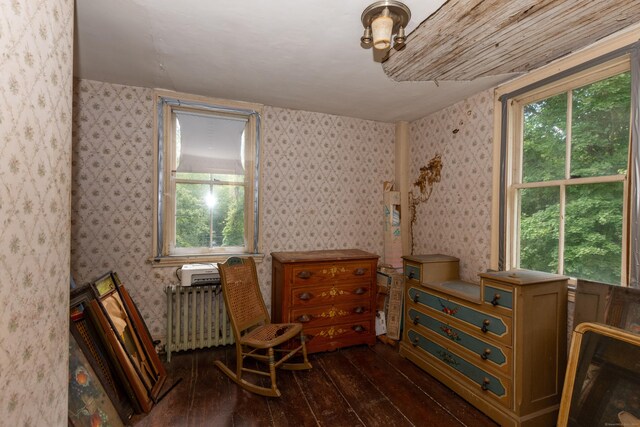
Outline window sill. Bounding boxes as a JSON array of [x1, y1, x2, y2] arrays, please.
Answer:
[[148, 253, 265, 268]]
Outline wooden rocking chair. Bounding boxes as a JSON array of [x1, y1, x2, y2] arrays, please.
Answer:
[[215, 257, 312, 397]]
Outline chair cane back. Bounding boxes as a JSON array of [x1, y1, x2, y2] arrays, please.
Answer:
[[214, 257, 311, 397]]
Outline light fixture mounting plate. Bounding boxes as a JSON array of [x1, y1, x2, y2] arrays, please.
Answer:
[[361, 0, 411, 32]]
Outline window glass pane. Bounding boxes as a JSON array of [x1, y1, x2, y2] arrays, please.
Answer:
[[523, 93, 567, 183], [175, 183, 245, 249], [519, 187, 560, 273], [564, 182, 623, 284], [571, 72, 630, 178]]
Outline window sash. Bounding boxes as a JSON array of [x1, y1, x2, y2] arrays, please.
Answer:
[[153, 91, 261, 261], [505, 64, 631, 284]]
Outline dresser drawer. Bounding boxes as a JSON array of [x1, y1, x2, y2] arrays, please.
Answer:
[[290, 302, 371, 328], [290, 282, 371, 307], [290, 261, 373, 286], [303, 320, 374, 353], [407, 286, 512, 346], [406, 328, 512, 409], [408, 307, 512, 377], [482, 281, 514, 315]]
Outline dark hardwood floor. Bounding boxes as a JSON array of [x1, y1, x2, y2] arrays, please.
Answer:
[[132, 343, 498, 427]]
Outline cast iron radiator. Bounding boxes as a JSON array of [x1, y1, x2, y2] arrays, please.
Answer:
[[165, 284, 234, 361]]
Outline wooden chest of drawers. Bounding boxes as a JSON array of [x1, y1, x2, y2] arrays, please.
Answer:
[[271, 249, 379, 354], [400, 255, 568, 427]]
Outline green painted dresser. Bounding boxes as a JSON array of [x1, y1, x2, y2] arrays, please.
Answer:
[[400, 255, 568, 427]]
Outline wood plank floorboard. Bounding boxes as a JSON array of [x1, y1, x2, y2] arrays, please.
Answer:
[[343, 345, 463, 426], [131, 343, 499, 427], [290, 353, 364, 427], [371, 344, 498, 427]]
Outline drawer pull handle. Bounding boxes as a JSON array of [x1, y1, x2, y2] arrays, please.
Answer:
[[413, 294, 420, 303], [491, 293, 501, 306], [297, 314, 312, 323], [354, 268, 366, 276], [481, 378, 490, 391], [413, 316, 420, 325], [352, 324, 365, 333], [297, 271, 312, 279], [353, 287, 367, 295], [353, 306, 365, 314], [298, 292, 313, 301], [481, 319, 491, 333], [481, 348, 492, 360], [412, 337, 419, 347]]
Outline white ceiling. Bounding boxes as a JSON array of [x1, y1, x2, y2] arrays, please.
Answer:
[[74, 0, 513, 123]]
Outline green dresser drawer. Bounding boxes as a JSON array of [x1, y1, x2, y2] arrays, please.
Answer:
[[407, 286, 512, 346], [408, 308, 511, 376], [483, 283, 513, 311], [407, 328, 511, 406], [405, 264, 421, 282]]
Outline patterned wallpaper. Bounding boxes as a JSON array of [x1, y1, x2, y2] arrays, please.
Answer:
[[71, 80, 175, 338], [0, 0, 74, 424], [71, 80, 396, 339], [409, 90, 494, 282]]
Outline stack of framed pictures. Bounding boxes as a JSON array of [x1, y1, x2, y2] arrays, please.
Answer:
[[69, 271, 167, 424]]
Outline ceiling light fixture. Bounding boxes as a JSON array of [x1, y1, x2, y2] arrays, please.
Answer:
[[360, 1, 411, 51]]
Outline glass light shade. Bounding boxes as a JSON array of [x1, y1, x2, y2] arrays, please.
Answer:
[[371, 14, 393, 50]]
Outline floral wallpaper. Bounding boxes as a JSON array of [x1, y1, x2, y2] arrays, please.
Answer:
[[71, 80, 396, 340], [259, 107, 395, 301], [409, 90, 494, 282], [0, 0, 74, 425], [71, 80, 175, 339]]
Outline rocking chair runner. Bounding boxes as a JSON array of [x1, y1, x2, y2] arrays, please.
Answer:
[[215, 257, 312, 397]]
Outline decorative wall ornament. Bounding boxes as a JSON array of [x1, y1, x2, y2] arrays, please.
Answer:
[[409, 154, 442, 254]]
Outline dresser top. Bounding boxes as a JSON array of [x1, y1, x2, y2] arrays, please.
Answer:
[[479, 269, 568, 285], [403, 254, 459, 264], [271, 249, 379, 264]]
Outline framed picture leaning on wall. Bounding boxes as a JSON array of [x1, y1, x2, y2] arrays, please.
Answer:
[[90, 272, 167, 413]]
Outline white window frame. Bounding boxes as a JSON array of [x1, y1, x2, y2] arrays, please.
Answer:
[[492, 25, 640, 287], [152, 90, 263, 266], [507, 59, 630, 283]]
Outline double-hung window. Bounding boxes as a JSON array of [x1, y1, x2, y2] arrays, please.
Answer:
[[499, 56, 635, 285], [153, 91, 261, 264]]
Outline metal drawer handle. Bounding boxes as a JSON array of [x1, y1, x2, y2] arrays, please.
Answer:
[[481, 348, 492, 360], [353, 306, 365, 314], [412, 337, 419, 347], [481, 319, 491, 333], [352, 324, 365, 333], [413, 316, 420, 325], [297, 270, 312, 279], [413, 294, 420, 303], [408, 271, 415, 279], [298, 292, 313, 301], [481, 378, 490, 391], [353, 287, 367, 295], [297, 314, 312, 323], [354, 268, 366, 276], [491, 293, 501, 306]]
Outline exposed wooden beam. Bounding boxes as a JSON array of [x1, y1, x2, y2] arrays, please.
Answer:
[[382, 0, 640, 81]]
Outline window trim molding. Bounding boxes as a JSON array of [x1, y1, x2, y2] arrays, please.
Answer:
[[491, 23, 640, 286], [152, 89, 263, 264]]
